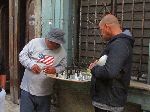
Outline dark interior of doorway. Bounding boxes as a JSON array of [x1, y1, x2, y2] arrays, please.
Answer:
[[0, 0, 9, 92], [18, 0, 26, 86]]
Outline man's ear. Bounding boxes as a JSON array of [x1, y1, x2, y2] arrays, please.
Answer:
[[103, 24, 109, 31], [104, 24, 108, 31], [105, 24, 110, 28]]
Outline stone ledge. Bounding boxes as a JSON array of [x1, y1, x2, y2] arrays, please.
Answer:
[[130, 80, 150, 91], [128, 81, 150, 111]]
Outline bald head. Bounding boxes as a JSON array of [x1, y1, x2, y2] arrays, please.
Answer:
[[98, 14, 122, 40], [99, 14, 120, 27]]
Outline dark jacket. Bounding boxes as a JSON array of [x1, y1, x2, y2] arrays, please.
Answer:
[[91, 31, 134, 107]]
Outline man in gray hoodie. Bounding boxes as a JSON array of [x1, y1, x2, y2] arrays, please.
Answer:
[[19, 28, 67, 112]]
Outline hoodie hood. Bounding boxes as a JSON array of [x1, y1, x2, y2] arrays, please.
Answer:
[[108, 29, 134, 47], [122, 29, 132, 37], [122, 29, 134, 47]]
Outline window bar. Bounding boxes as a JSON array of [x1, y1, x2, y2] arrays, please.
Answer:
[[60, 0, 64, 29], [137, 0, 145, 80], [103, 2, 111, 14], [111, 0, 117, 15], [53, 0, 56, 27], [71, 2, 75, 67], [59, 0, 61, 28], [93, 0, 98, 60], [79, 0, 82, 68], [130, 0, 135, 33], [101, 3, 108, 48], [121, 0, 124, 28], [85, 0, 90, 66], [148, 41, 150, 84]]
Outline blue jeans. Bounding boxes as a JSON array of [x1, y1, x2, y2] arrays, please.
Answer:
[[20, 90, 50, 112]]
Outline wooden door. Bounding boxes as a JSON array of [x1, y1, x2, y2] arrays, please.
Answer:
[[0, 1, 9, 82]]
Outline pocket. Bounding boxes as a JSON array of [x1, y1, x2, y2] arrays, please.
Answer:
[[111, 86, 126, 101], [90, 77, 96, 97]]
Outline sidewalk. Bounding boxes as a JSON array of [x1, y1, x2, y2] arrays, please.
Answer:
[[5, 94, 19, 112]]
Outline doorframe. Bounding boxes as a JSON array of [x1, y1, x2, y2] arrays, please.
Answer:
[[9, 0, 41, 103], [9, 0, 20, 104]]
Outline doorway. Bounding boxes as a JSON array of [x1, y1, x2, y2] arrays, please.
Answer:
[[0, 0, 9, 91], [18, 0, 36, 88]]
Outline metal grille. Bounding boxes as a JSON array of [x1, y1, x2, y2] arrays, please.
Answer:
[[77, 0, 150, 83], [78, 0, 112, 67]]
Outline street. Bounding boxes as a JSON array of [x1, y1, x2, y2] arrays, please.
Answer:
[[5, 95, 19, 112]]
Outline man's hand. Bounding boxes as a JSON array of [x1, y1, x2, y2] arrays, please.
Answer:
[[31, 64, 42, 74], [43, 66, 56, 74], [88, 60, 98, 70]]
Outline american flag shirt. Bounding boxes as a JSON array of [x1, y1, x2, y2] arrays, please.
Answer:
[[37, 53, 54, 66]]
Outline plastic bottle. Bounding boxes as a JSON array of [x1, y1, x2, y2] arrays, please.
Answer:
[[0, 89, 6, 112], [97, 55, 108, 66]]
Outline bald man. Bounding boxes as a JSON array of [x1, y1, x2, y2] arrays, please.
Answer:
[[89, 14, 134, 112]]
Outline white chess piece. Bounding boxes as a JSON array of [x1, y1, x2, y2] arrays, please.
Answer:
[[74, 73, 79, 80], [97, 55, 108, 66], [58, 73, 64, 79]]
